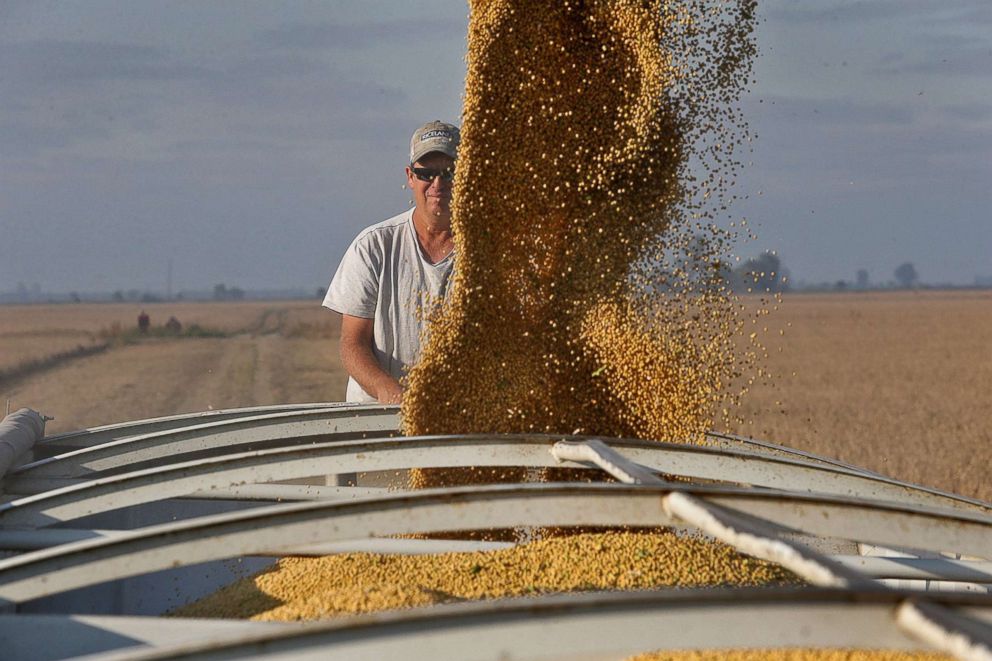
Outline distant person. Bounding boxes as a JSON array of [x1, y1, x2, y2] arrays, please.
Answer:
[[323, 120, 458, 404], [137, 310, 150, 334]]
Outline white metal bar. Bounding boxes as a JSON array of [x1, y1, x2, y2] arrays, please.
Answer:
[[663, 491, 864, 588], [701, 491, 992, 561], [17, 423, 991, 515], [3, 435, 987, 529], [16, 408, 400, 479], [0, 613, 289, 661], [553, 440, 866, 588], [0, 527, 511, 557], [39, 403, 381, 447], [65, 589, 992, 661], [834, 557, 992, 583], [32, 408, 987, 515], [551, 439, 668, 484], [189, 483, 392, 502], [1, 483, 991, 605], [0, 437, 558, 527], [0, 528, 121, 549], [0, 527, 985, 581], [706, 430, 889, 475], [898, 600, 992, 661], [277, 538, 515, 556]]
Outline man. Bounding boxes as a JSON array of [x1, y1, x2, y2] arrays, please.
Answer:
[[323, 120, 459, 403]]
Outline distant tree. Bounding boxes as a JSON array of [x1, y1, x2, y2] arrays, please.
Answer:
[[733, 251, 785, 293], [315, 286, 325, 299], [69, 291, 81, 303], [112, 290, 125, 302], [834, 280, 848, 291], [212, 283, 245, 301], [856, 269, 869, 290], [894, 262, 919, 289]]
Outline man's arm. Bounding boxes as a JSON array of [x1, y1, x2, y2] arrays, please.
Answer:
[[339, 314, 403, 404]]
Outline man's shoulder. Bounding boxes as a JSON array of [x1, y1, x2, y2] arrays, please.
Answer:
[[352, 209, 413, 247]]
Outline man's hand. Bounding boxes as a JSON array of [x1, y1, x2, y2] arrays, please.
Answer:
[[377, 379, 404, 405], [340, 314, 403, 404]]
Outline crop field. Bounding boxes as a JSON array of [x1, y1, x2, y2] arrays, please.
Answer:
[[1, 291, 989, 502], [0, 300, 346, 434], [734, 290, 991, 503]]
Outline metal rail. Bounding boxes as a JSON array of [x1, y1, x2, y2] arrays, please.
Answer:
[[19, 409, 861, 476], [0, 614, 290, 661], [37, 403, 367, 448], [0, 526, 986, 581], [706, 430, 891, 475], [3, 436, 986, 530], [36, 406, 983, 511], [898, 600, 992, 660], [1, 482, 991, 605], [55, 589, 992, 661], [553, 439, 864, 587], [17, 407, 399, 479]]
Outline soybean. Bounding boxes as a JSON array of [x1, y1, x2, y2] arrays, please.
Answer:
[[403, 0, 762, 442], [173, 531, 795, 621]]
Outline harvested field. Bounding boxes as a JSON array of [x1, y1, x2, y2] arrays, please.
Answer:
[[0, 300, 344, 434], [0, 331, 104, 374], [0, 301, 323, 377], [730, 290, 992, 503], [0, 301, 277, 337], [1, 291, 988, 501]]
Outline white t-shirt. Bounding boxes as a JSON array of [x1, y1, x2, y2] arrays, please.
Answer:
[[323, 209, 454, 402]]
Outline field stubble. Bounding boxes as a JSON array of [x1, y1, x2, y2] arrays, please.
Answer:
[[732, 290, 991, 502], [0, 292, 988, 502], [1, 301, 345, 434]]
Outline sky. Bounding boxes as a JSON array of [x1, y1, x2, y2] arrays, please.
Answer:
[[1, 0, 989, 294]]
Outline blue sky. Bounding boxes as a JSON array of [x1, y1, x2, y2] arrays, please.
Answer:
[[1, 0, 989, 293]]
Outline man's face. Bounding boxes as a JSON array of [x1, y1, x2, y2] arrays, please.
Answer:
[[406, 152, 455, 220]]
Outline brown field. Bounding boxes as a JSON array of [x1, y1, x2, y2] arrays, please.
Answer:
[[1, 291, 989, 502], [732, 290, 992, 503], [0, 300, 345, 434]]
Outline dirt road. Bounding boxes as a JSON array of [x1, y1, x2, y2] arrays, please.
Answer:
[[4, 332, 347, 435]]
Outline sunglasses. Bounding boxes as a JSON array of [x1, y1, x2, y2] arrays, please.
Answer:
[[411, 166, 456, 183]]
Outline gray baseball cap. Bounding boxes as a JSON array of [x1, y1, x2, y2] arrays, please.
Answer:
[[410, 120, 460, 164]]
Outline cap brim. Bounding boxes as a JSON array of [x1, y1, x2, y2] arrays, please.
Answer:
[[411, 142, 458, 164]]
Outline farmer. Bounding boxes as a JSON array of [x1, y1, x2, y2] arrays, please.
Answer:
[[323, 120, 458, 404]]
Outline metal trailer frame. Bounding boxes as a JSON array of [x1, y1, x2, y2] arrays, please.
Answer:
[[36, 403, 384, 449], [0, 404, 990, 661], [1, 590, 990, 661], [3, 435, 988, 526], [62, 590, 992, 661]]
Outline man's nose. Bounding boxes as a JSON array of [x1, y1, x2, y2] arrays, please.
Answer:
[[430, 176, 452, 191]]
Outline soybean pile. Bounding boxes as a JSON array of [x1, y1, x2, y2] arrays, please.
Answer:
[[403, 0, 761, 442], [174, 531, 795, 620]]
